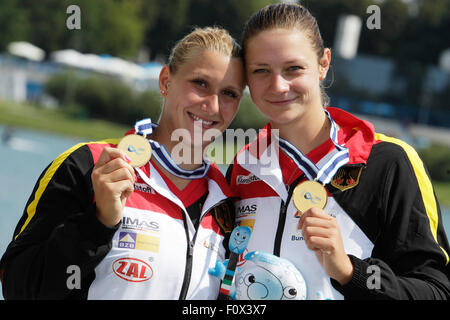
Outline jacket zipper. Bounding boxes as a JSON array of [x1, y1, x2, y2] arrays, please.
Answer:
[[177, 199, 229, 300], [178, 208, 195, 300], [273, 174, 305, 257]]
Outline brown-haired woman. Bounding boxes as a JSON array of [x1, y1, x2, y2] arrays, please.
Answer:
[[228, 3, 450, 299], [0, 27, 245, 299]]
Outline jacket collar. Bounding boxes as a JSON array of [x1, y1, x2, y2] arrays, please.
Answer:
[[235, 107, 375, 200], [326, 107, 375, 165], [136, 157, 234, 218], [236, 126, 288, 201]]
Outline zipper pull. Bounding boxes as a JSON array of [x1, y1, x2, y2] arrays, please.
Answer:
[[188, 241, 194, 257]]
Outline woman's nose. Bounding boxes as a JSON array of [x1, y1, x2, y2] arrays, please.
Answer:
[[201, 94, 220, 115], [269, 74, 290, 94]]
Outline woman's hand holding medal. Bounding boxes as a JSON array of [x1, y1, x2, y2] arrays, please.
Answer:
[[92, 147, 136, 228], [277, 110, 354, 286], [92, 119, 153, 228], [297, 207, 354, 286]]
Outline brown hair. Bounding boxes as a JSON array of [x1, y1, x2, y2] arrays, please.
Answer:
[[168, 26, 242, 74], [242, 3, 330, 106]]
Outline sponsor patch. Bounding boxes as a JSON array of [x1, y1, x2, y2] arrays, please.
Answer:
[[236, 174, 260, 185], [121, 216, 159, 233], [112, 257, 153, 282], [237, 204, 257, 218], [118, 232, 137, 249], [135, 233, 160, 252], [134, 182, 155, 194], [118, 231, 160, 253]]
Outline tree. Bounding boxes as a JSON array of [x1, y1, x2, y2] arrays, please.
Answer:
[[144, 0, 274, 60], [359, 0, 410, 58], [396, 0, 450, 65], [305, 0, 373, 48], [0, 0, 30, 51], [187, 0, 274, 42], [144, 0, 192, 61], [74, 0, 146, 58], [12, 0, 146, 59]]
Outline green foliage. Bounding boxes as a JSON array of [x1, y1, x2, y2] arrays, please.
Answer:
[[77, 0, 146, 58], [0, 0, 30, 50], [2, 0, 449, 65], [186, 0, 273, 42], [419, 144, 450, 182], [0, 100, 129, 140], [45, 72, 162, 125], [433, 181, 450, 207], [230, 94, 268, 130], [2, 0, 147, 58], [359, 0, 410, 57]]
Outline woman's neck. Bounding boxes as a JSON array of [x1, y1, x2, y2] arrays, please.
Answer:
[[276, 108, 330, 155], [149, 126, 206, 190]]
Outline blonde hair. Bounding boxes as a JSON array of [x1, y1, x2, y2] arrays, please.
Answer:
[[168, 26, 242, 74], [242, 3, 330, 107]]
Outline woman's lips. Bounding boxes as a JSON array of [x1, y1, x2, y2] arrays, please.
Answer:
[[188, 112, 218, 129], [266, 97, 298, 106]]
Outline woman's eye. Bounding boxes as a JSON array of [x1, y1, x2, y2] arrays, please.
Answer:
[[252, 68, 268, 74], [192, 79, 207, 88], [287, 66, 303, 72], [222, 89, 239, 99]]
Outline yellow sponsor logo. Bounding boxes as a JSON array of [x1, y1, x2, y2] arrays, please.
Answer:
[[135, 234, 160, 253]]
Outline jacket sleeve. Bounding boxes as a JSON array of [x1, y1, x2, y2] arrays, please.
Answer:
[[0, 144, 119, 299], [331, 145, 450, 299]]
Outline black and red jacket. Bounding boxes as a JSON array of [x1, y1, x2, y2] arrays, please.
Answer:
[[1, 137, 235, 299], [228, 107, 450, 299]]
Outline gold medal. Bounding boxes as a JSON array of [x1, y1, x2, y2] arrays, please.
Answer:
[[117, 134, 152, 168], [292, 180, 327, 215]]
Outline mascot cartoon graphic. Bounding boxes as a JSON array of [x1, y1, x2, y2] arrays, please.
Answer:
[[210, 226, 307, 300]]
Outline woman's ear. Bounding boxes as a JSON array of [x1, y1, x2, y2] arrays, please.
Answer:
[[319, 48, 331, 81], [158, 65, 171, 97]]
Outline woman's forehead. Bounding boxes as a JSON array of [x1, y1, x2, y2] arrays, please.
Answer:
[[245, 28, 316, 64], [176, 50, 244, 87]]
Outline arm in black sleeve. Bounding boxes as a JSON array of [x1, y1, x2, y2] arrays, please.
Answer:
[[332, 145, 450, 299], [0, 144, 118, 299]]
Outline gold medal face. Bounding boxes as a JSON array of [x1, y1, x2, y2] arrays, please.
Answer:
[[292, 180, 328, 214], [117, 134, 152, 167]]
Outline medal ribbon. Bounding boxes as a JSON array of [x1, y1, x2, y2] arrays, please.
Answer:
[[277, 110, 349, 185], [134, 118, 211, 179], [134, 118, 156, 137]]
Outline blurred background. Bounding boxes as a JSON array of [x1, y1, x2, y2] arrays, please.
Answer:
[[0, 0, 449, 299]]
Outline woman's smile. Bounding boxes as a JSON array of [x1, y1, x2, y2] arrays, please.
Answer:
[[187, 111, 218, 129]]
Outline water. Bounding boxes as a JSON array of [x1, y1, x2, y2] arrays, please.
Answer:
[[0, 124, 449, 300], [0, 124, 79, 299]]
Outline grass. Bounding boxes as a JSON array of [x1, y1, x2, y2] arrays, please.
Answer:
[[0, 100, 128, 140], [434, 181, 450, 208]]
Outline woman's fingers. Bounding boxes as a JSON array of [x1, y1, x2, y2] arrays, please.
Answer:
[[306, 236, 333, 252], [92, 146, 136, 228], [95, 148, 134, 177], [97, 160, 135, 183], [298, 207, 339, 253], [96, 147, 130, 167], [298, 207, 334, 230]]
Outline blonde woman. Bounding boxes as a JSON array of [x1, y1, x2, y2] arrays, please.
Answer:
[[1, 27, 245, 300]]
